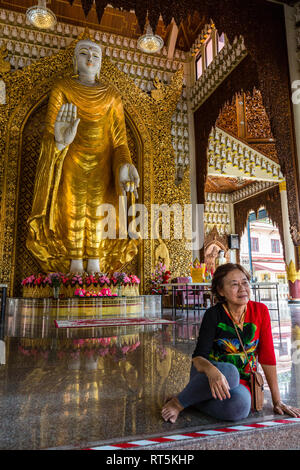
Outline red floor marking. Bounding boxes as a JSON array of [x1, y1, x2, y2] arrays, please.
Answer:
[[244, 424, 267, 428], [111, 442, 139, 448], [274, 419, 299, 423], [182, 432, 208, 438], [216, 428, 240, 433]]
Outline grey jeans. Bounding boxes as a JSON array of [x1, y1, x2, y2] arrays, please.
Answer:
[[177, 361, 251, 422]]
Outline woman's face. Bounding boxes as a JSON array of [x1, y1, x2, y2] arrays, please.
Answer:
[[218, 269, 250, 306]]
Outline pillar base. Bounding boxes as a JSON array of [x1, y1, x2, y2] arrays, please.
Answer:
[[288, 280, 300, 301]]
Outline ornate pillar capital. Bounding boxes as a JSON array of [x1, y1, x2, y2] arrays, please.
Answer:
[[279, 181, 287, 192]]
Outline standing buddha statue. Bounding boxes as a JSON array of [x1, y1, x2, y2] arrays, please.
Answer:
[[27, 38, 140, 274]]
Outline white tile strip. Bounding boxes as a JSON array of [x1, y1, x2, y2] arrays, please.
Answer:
[[228, 425, 256, 431], [90, 445, 121, 450], [257, 421, 285, 426], [197, 430, 225, 435], [130, 440, 160, 446]]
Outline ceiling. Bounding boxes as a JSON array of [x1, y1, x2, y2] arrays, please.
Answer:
[[0, 0, 294, 52], [0, 0, 207, 51]]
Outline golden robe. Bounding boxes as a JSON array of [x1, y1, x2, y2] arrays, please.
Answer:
[[27, 77, 138, 273]]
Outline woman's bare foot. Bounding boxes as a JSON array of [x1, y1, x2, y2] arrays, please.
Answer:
[[161, 397, 184, 423]]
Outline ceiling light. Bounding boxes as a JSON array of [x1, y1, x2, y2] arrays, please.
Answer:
[[26, 0, 57, 30], [137, 23, 164, 54]]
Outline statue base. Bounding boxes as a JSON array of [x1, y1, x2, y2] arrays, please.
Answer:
[[8, 295, 163, 322], [22, 283, 139, 299]]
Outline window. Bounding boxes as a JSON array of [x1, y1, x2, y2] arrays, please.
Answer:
[[205, 38, 213, 67], [196, 54, 203, 80], [217, 32, 225, 52], [251, 237, 259, 252], [194, 26, 227, 82], [271, 239, 280, 253]]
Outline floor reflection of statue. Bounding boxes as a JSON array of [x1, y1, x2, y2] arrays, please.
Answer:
[[27, 38, 140, 274]]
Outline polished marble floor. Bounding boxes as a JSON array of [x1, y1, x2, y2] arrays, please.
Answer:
[[0, 299, 299, 450]]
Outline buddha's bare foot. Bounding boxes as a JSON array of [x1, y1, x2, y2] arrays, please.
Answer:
[[70, 259, 84, 274], [161, 397, 184, 423]]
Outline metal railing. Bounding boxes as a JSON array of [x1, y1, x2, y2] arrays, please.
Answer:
[[159, 282, 213, 321], [0, 284, 8, 340], [160, 281, 285, 343]]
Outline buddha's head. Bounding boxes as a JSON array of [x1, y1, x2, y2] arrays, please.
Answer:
[[73, 39, 102, 80]]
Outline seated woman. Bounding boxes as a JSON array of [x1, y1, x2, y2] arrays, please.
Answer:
[[162, 263, 300, 423]]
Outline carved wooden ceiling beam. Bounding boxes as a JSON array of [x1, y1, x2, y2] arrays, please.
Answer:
[[67, 0, 196, 33], [66, 0, 298, 34]]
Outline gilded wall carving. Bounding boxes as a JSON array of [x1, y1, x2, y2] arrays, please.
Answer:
[[0, 35, 191, 294]]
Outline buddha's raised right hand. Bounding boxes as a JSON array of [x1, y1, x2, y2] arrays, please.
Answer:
[[54, 102, 80, 150]]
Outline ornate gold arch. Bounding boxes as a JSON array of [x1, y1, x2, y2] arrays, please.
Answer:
[[0, 34, 191, 295]]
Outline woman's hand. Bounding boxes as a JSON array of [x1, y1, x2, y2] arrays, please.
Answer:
[[273, 401, 300, 418], [206, 366, 231, 401]]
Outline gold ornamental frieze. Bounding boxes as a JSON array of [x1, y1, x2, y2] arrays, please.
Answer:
[[0, 33, 191, 294]]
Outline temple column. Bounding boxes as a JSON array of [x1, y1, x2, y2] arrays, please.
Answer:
[[284, 3, 300, 174], [186, 60, 200, 262], [229, 202, 237, 263], [279, 181, 300, 301], [281, 6, 300, 303]]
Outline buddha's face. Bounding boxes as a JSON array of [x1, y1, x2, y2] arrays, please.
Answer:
[[74, 40, 102, 78]]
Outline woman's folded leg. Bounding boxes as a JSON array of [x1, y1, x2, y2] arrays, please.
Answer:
[[177, 361, 240, 408], [162, 361, 241, 423], [195, 384, 251, 422]]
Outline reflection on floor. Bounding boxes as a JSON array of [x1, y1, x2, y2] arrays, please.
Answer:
[[0, 302, 300, 450]]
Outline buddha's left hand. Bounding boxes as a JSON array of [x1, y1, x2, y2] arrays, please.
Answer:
[[119, 163, 140, 199], [273, 401, 300, 417]]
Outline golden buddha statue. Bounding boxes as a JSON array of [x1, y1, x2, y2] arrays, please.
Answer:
[[27, 39, 140, 274]]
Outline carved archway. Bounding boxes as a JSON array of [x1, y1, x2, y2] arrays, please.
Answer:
[[191, 2, 300, 252]]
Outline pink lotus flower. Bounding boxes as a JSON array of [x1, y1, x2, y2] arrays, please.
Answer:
[[98, 337, 111, 347], [129, 275, 140, 284], [74, 288, 86, 297], [99, 275, 110, 285], [100, 288, 112, 296]]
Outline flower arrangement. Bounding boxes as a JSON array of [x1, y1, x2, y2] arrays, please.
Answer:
[[21, 272, 140, 288], [21, 272, 141, 299], [74, 288, 117, 297], [21, 274, 37, 287], [129, 274, 140, 284], [111, 272, 131, 286], [70, 274, 83, 286], [150, 262, 171, 295]]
